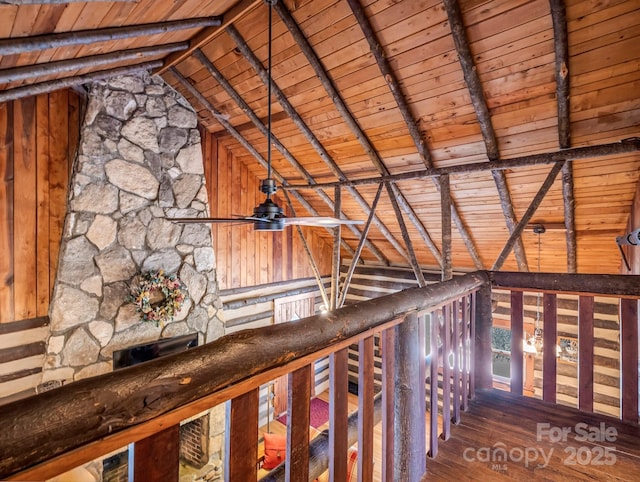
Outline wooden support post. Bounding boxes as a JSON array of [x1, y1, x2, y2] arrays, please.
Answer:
[[428, 309, 439, 458], [329, 348, 349, 482], [578, 295, 594, 412], [474, 285, 493, 390], [225, 389, 259, 481], [394, 312, 426, 482], [562, 163, 577, 272], [441, 304, 452, 440], [358, 336, 375, 482], [331, 186, 342, 310], [381, 327, 395, 482], [542, 293, 557, 404], [461, 295, 470, 410], [510, 291, 524, 395], [621, 298, 639, 423], [441, 174, 452, 281], [452, 300, 461, 424], [133, 425, 180, 482], [286, 366, 311, 482], [470, 291, 477, 398]]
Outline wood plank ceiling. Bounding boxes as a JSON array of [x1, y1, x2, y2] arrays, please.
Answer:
[[1, 0, 638, 276]]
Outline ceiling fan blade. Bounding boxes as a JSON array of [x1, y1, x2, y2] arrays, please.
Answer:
[[169, 217, 255, 224], [283, 216, 364, 227]]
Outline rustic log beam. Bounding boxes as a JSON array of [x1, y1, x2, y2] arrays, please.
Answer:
[[0, 43, 187, 85], [331, 187, 342, 310], [0, 60, 162, 103], [488, 271, 640, 297], [191, 50, 373, 263], [338, 183, 384, 308], [492, 171, 529, 271], [492, 162, 565, 270], [0, 272, 489, 479], [223, 25, 391, 265], [443, 0, 528, 271], [275, 1, 442, 266], [441, 174, 453, 281], [394, 312, 427, 481], [385, 182, 427, 287], [282, 139, 640, 190], [1, 0, 134, 3], [156, 0, 262, 75], [281, 190, 331, 310], [0, 17, 221, 55], [549, 0, 578, 272], [168, 67, 358, 259]]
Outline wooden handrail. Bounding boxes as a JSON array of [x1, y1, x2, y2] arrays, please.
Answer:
[[0, 271, 489, 480]]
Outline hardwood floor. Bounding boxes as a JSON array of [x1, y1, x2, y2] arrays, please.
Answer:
[[423, 389, 640, 481]]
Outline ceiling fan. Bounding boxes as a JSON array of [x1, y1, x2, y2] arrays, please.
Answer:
[[170, 0, 361, 232]]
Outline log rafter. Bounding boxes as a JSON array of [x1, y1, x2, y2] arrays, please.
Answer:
[[224, 24, 402, 264], [275, 0, 443, 273], [168, 67, 358, 259], [0, 17, 222, 55], [0, 42, 187, 85], [281, 139, 640, 190], [443, 0, 529, 271], [492, 162, 566, 271], [549, 0, 577, 272], [346, 0, 483, 270]]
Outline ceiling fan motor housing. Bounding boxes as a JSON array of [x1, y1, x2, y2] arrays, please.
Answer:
[[253, 197, 285, 231]]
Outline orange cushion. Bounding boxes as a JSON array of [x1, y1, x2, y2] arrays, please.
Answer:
[[346, 446, 358, 482], [263, 432, 287, 469]]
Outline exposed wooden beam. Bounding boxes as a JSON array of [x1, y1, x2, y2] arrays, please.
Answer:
[[441, 174, 453, 281], [331, 187, 342, 310], [0, 42, 187, 85], [1, 0, 134, 3], [156, 0, 262, 75], [347, 0, 482, 270], [492, 162, 565, 271], [275, 1, 443, 266], [0, 17, 221, 55], [549, 0, 577, 273], [282, 139, 640, 189], [385, 182, 427, 287], [281, 190, 330, 310], [223, 24, 394, 264], [168, 67, 359, 259], [338, 183, 384, 308], [0, 60, 162, 103], [443, 0, 528, 271]]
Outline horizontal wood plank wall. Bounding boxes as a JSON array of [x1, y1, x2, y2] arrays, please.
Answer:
[[492, 290, 622, 417], [200, 128, 333, 291], [0, 91, 82, 404]]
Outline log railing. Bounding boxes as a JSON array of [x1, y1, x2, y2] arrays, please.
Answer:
[[0, 272, 489, 481], [489, 271, 640, 424]]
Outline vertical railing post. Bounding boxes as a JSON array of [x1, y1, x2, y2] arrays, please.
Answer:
[[286, 365, 311, 482], [510, 290, 524, 395], [621, 298, 639, 423], [381, 327, 396, 482], [225, 389, 259, 481], [441, 304, 451, 440], [452, 300, 461, 424], [358, 336, 375, 482], [428, 308, 440, 458], [474, 283, 493, 390], [394, 311, 426, 482], [461, 295, 470, 411], [578, 295, 594, 412], [329, 348, 349, 481], [543, 293, 557, 403], [132, 425, 180, 482]]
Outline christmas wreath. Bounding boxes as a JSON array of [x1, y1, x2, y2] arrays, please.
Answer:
[[130, 270, 188, 326]]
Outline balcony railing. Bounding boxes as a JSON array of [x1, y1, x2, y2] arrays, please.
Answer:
[[0, 270, 637, 481]]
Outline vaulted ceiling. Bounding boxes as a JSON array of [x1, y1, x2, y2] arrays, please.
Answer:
[[1, 0, 638, 276]]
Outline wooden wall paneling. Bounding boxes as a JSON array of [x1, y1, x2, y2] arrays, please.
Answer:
[[240, 162, 248, 287], [578, 295, 594, 412], [230, 153, 241, 288], [48, 90, 71, 299], [217, 142, 229, 289], [35, 95, 50, 318], [543, 293, 557, 404], [0, 102, 14, 322], [13, 97, 37, 321]]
